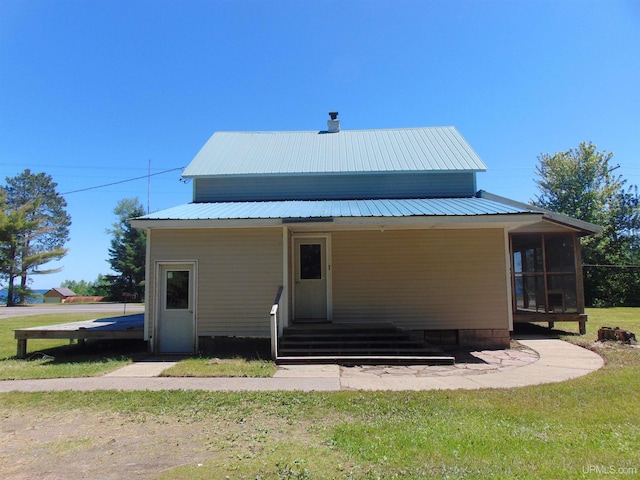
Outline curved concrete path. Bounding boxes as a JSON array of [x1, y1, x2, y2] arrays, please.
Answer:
[[0, 336, 603, 392]]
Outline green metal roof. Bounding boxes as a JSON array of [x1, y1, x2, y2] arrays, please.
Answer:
[[136, 196, 535, 221], [183, 126, 487, 177]]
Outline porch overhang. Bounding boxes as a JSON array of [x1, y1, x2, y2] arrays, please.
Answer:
[[477, 191, 602, 236]]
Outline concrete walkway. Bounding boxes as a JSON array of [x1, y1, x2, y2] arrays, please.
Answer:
[[0, 336, 603, 392]]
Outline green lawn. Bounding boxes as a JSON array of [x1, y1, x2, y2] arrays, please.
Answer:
[[161, 356, 277, 377], [0, 308, 638, 478]]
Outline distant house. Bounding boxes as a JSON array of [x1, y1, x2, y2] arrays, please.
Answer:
[[131, 113, 601, 358], [43, 287, 77, 304]]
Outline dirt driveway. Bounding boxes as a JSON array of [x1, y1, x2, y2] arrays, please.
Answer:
[[0, 401, 321, 480], [0, 409, 214, 480]]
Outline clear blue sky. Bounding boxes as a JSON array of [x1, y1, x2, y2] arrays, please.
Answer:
[[1, 0, 639, 290]]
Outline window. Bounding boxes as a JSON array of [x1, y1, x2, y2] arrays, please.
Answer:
[[511, 234, 578, 313], [165, 270, 190, 310], [299, 244, 322, 280]]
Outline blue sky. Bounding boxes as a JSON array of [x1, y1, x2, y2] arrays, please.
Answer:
[[1, 0, 639, 290]]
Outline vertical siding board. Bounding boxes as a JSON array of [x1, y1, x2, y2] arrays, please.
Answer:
[[149, 228, 283, 337], [332, 229, 509, 330]]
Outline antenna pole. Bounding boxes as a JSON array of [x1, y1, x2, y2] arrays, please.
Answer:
[[147, 159, 151, 214]]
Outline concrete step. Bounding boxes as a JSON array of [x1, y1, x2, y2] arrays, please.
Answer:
[[278, 339, 422, 347], [278, 322, 441, 360], [275, 355, 455, 366]]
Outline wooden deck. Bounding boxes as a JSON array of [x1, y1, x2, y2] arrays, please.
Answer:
[[14, 313, 144, 359]]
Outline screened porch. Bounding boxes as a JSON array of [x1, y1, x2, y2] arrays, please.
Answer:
[[511, 232, 587, 334]]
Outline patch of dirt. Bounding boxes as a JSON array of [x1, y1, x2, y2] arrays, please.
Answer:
[[581, 340, 640, 352], [0, 408, 300, 480]]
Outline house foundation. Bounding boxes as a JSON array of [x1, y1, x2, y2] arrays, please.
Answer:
[[457, 329, 511, 348]]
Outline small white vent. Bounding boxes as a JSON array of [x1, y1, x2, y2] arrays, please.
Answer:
[[327, 111, 340, 133]]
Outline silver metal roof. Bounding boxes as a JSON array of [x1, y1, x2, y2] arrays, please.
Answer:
[[137, 197, 535, 221], [183, 126, 487, 177]]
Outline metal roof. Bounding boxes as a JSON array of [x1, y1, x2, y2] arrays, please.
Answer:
[[137, 197, 536, 221], [182, 126, 487, 177], [46, 287, 76, 297]]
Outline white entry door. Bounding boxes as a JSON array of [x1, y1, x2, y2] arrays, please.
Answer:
[[157, 263, 195, 353], [294, 237, 329, 321]]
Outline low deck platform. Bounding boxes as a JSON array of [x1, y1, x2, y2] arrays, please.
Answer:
[[14, 313, 144, 359]]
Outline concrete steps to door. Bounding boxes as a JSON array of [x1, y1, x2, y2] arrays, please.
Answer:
[[277, 322, 455, 365]]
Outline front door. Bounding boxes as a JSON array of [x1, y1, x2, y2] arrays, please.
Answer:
[[294, 237, 329, 321], [157, 263, 195, 353]]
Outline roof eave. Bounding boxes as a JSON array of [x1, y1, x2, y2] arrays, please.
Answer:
[[541, 212, 604, 236], [476, 190, 602, 236], [131, 213, 543, 230], [182, 168, 486, 180]]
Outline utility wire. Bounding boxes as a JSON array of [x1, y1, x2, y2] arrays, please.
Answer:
[[61, 167, 185, 195], [584, 264, 640, 269]]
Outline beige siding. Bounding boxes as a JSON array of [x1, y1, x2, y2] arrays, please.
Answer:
[[148, 228, 283, 338], [331, 229, 509, 330]]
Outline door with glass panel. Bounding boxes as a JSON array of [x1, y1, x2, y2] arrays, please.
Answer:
[[157, 263, 195, 353], [294, 237, 328, 321]]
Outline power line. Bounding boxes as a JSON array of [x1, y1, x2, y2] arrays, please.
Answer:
[[61, 167, 185, 195], [584, 264, 640, 269]]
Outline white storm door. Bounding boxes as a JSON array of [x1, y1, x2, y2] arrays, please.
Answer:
[[157, 263, 195, 354], [294, 237, 328, 320]]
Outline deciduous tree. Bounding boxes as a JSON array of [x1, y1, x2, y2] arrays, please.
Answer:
[[60, 275, 112, 297], [534, 142, 640, 306]]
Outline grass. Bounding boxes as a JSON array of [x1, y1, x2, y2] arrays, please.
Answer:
[[161, 356, 277, 377], [0, 307, 638, 478], [0, 312, 146, 379], [162, 337, 276, 377]]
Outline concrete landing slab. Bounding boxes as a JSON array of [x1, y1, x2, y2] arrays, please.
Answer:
[[274, 364, 340, 378], [103, 360, 179, 378]]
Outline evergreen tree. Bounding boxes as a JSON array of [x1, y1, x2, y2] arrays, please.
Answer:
[[1, 170, 70, 305], [534, 142, 640, 306], [107, 198, 146, 302]]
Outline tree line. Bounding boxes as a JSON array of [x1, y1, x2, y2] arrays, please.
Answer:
[[1, 169, 145, 306]]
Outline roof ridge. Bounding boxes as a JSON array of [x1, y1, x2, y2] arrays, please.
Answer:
[[212, 126, 456, 134]]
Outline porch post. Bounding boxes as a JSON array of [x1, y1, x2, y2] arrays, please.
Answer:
[[504, 228, 514, 331], [574, 234, 586, 314], [144, 228, 153, 352], [280, 226, 289, 335]]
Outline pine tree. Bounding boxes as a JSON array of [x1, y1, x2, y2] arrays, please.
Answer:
[[107, 198, 146, 302], [1, 170, 70, 305]]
